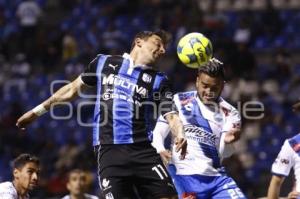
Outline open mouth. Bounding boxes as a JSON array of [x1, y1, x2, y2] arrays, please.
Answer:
[[30, 182, 38, 187], [204, 95, 213, 100]]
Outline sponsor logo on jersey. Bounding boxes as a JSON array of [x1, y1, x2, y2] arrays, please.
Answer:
[[184, 124, 216, 146], [102, 74, 147, 97], [142, 73, 152, 83], [280, 158, 290, 164], [108, 63, 118, 70]]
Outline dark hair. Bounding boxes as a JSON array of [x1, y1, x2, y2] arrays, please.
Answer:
[[198, 58, 225, 80], [67, 169, 85, 181], [130, 30, 172, 51], [13, 154, 40, 170]]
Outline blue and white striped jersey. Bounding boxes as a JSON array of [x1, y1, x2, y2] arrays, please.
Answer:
[[272, 133, 300, 192], [152, 91, 240, 176], [80, 53, 174, 146]]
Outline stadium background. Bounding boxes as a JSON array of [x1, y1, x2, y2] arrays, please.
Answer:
[[1, 0, 300, 198]]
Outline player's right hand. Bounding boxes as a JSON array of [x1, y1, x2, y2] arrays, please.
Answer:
[[287, 191, 300, 199], [16, 111, 38, 131], [175, 135, 187, 160]]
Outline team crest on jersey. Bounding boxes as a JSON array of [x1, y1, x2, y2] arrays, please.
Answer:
[[181, 98, 194, 106], [102, 178, 110, 188], [102, 178, 112, 191], [142, 73, 152, 83], [105, 192, 114, 199]]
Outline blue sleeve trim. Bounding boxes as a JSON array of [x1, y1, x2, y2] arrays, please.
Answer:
[[271, 171, 288, 177]]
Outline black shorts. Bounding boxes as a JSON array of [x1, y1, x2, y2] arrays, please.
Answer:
[[94, 142, 177, 199]]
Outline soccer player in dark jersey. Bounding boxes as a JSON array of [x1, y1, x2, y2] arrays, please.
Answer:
[[16, 30, 187, 199]]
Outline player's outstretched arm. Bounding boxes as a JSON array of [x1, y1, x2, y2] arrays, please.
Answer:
[[267, 175, 285, 199], [165, 113, 187, 160], [16, 76, 86, 130]]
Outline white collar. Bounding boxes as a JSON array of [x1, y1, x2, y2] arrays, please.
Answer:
[[122, 53, 151, 69]]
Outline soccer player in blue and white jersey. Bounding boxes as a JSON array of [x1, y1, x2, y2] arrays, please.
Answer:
[[267, 134, 300, 199], [16, 30, 187, 199], [0, 154, 40, 199], [152, 58, 246, 199]]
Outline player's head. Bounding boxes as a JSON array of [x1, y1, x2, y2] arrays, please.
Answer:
[[66, 169, 87, 197], [196, 58, 225, 104], [12, 153, 40, 192], [130, 30, 171, 64]]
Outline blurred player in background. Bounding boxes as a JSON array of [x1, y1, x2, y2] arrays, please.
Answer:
[[267, 133, 300, 199], [152, 58, 246, 199], [16, 30, 187, 199], [0, 153, 40, 199], [62, 169, 98, 199]]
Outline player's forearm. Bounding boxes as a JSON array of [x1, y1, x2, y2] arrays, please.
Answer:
[[267, 186, 280, 199], [16, 77, 85, 129], [267, 176, 284, 199], [43, 83, 78, 110], [165, 113, 185, 138], [39, 76, 83, 111]]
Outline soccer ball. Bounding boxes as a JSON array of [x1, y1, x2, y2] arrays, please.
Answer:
[[177, 32, 213, 69]]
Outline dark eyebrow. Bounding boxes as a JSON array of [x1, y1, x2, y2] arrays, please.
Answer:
[[154, 37, 163, 43], [201, 81, 218, 87]]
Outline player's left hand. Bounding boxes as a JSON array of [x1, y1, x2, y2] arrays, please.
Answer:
[[224, 127, 241, 144], [175, 136, 187, 160], [160, 150, 172, 166], [287, 191, 300, 199]]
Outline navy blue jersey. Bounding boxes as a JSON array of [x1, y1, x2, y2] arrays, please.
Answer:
[[81, 53, 174, 146]]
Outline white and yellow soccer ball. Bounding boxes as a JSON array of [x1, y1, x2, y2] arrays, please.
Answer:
[[177, 32, 213, 69]]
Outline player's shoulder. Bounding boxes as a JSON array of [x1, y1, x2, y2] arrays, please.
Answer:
[[151, 70, 169, 80], [219, 97, 237, 111], [157, 114, 168, 124], [287, 133, 300, 152], [175, 90, 197, 101], [89, 53, 115, 64], [0, 181, 13, 190], [219, 97, 239, 115], [0, 181, 17, 196]]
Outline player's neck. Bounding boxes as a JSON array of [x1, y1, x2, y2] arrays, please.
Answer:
[[129, 50, 150, 66], [12, 180, 28, 198]]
